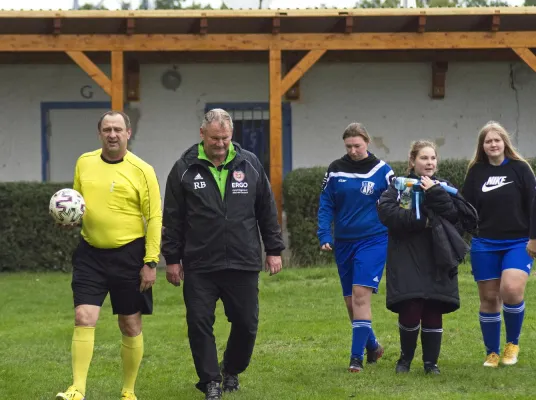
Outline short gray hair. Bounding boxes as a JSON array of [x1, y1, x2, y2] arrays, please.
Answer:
[[201, 108, 234, 133]]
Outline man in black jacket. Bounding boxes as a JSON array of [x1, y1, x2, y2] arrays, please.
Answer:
[[161, 108, 285, 400]]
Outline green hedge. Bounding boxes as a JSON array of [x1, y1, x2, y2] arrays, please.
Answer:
[[0, 182, 79, 272], [283, 158, 489, 267]]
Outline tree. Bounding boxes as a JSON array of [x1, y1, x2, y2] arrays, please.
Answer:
[[79, 2, 108, 9], [525, 0, 536, 5], [152, 0, 228, 9], [355, 0, 400, 8], [427, 0, 458, 7], [154, 0, 183, 8]]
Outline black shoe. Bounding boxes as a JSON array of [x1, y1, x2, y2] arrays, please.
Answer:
[[221, 364, 240, 393], [424, 362, 440, 375], [205, 381, 222, 400], [366, 343, 384, 364], [348, 357, 364, 372], [395, 358, 411, 373]]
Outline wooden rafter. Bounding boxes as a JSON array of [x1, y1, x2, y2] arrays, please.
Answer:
[[512, 47, 536, 72], [269, 48, 283, 225], [66, 51, 112, 96], [418, 14, 426, 33], [111, 51, 124, 111], [281, 50, 326, 95], [3, 32, 536, 52], [126, 18, 136, 35], [491, 13, 500, 32], [53, 18, 61, 35], [272, 17, 280, 34]]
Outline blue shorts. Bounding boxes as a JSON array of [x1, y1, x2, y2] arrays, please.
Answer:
[[334, 234, 388, 296], [471, 237, 533, 282]]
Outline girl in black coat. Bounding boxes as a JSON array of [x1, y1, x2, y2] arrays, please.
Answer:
[[377, 140, 477, 375]]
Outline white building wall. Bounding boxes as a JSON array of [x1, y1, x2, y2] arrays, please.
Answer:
[[292, 62, 536, 169], [1, 61, 535, 188]]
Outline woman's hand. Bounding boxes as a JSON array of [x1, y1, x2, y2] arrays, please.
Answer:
[[420, 176, 438, 191]]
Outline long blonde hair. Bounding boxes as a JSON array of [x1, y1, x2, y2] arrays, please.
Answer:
[[466, 121, 532, 173]]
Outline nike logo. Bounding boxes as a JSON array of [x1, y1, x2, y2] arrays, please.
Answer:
[[481, 180, 513, 192]]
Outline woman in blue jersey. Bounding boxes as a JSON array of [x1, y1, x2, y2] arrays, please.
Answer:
[[317, 122, 394, 373], [462, 121, 535, 368]]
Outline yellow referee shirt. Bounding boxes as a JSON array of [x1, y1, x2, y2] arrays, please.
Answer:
[[73, 149, 162, 264]]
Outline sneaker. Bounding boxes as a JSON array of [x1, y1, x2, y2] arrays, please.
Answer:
[[395, 358, 411, 374], [366, 343, 384, 364], [424, 362, 440, 375], [205, 381, 222, 400], [348, 357, 364, 373], [56, 386, 85, 400], [221, 364, 240, 392], [501, 343, 520, 366], [121, 391, 137, 400], [483, 352, 500, 367]]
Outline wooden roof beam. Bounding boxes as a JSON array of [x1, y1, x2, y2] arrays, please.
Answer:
[[53, 18, 61, 35], [66, 51, 111, 96], [512, 47, 536, 72], [330, 15, 354, 34], [418, 14, 426, 33], [189, 14, 208, 35], [281, 49, 325, 95], [399, 14, 425, 33], [111, 51, 124, 111], [491, 12, 500, 32], [431, 61, 448, 99], [4, 32, 536, 51], [126, 18, 136, 35], [272, 17, 280, 34]]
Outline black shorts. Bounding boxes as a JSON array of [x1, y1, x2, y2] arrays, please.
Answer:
[[71, 237, 152, 315]]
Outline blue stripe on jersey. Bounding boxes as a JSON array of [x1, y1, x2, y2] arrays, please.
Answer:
[[318, 161, 393, 244]]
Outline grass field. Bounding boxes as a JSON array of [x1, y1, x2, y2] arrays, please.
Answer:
[[1, 266, 535, 400]]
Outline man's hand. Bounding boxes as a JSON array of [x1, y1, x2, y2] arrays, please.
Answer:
[[265, 255, 282, 276], [527, 239, 536, 259], [320, 243, 332, 251], [139, 265, 156, 292], [166, 263, 184, 286]]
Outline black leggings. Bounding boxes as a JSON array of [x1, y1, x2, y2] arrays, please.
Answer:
[[398, 299, 442, 329]]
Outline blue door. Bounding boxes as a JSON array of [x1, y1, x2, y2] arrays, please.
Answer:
[[205, 102, 292, 179]]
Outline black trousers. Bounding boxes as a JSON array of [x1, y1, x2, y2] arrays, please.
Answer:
[[183, 269, 260, 393]]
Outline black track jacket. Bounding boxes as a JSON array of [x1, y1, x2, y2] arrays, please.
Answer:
[[161, 142, 285, 273]]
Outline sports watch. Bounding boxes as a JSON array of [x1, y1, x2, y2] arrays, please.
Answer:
[[146, 261, 157, 269]]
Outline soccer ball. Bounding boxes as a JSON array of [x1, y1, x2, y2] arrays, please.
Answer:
[[49, 188, 86, 225]]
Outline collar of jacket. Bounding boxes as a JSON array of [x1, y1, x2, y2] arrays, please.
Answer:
[[339, 152, 379, 173], [408, 171, 439, 181], [198, 141, 237, 167]]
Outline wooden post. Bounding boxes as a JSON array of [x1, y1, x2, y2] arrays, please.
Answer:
[[111, 51, 124, 111], [269, 48, 283, 225]]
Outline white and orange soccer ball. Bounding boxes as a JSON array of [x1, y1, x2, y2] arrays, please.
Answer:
[[49, 188, 86, 225]]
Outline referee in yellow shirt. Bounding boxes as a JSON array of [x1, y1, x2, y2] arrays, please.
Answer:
[[56, 111, 162, 400]]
